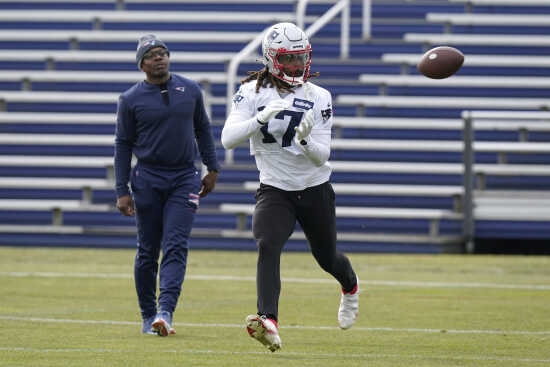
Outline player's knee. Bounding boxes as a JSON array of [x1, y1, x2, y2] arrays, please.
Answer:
[[257, 237, 284, 255]]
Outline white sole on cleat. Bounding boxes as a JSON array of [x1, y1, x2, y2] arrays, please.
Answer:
[[245, 315, 281, 352], [152, 319, 170, 337], [338, 277, 360, 330]]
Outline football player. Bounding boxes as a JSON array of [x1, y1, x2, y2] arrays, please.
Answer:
[[221, 23, 359, 352]]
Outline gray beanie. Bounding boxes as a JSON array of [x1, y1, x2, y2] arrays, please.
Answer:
[[136, 34, 169, 69]]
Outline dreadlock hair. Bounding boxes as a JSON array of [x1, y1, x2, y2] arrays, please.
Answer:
[[241, 67, 320, 94]]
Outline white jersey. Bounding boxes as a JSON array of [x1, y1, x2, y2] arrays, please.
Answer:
[[223, 80, 334, 191]]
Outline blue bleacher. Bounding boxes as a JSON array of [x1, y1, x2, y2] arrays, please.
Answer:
[[0, 2, 116, 10], [472, 5, 550, 15], [0, 166, 107, 178], [386, 86, 550, 98], [0, 230, 457, 253], [0, 123, 115, 134], [409, 65, 550, 77], [0, 0, 548, 252], [453, 25, 550, 36]]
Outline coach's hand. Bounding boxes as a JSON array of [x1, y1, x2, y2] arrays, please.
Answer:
[[117, 194, 135, 217], [294, 109, 314, 143], [256, 99, 291, 124], [199, 170, 218, 198]]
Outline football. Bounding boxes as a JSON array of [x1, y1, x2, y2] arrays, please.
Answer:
[[417, 46, 465, 79]]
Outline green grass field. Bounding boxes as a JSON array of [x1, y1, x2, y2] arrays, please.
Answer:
[[1, 246, 549, 367]]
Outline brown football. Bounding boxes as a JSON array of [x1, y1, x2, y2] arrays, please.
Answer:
[[417, 46, 464, 79]]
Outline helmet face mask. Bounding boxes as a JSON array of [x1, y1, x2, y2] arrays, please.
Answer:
[[262, 23, 312, 86], [274, 49, 311, 83]]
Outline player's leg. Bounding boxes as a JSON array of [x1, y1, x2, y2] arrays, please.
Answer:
[[297, 182, 356, 288], [297, 182, 359, 329], [253, 184, 296, 321], [131, 166, 163, 333], [154, 169, 200, 336], [247, 184, 296, 351]]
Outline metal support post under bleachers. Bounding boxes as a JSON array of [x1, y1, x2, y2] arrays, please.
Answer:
[[334, 126, 342, 139], [52, 207, 63, 226], [429, 219, 440, 237], [69, 38, 79, 50], [476, 173, 485, 191], [106, 165, 115, 183], [452, 194, 462, 212], [22, 78, 31, 91], [93, 17, 102, 31], [362, 0, 371, 41], [463, 112, 475, 253], [201, 84, 212, 119], [519, 128, 528, 142], [82, 186, 93, 205], [46, 58, 55, 71], [236, 213, 246, 231]]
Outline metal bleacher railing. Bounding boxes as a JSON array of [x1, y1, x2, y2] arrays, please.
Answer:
[[449, 0, 550, 7]]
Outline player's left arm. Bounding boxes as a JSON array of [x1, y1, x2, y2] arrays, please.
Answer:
[[193, 84, 220, 174], [294, 90, 333, 166]]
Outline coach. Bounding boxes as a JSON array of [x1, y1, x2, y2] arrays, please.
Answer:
[[114, 34, 220, 337]]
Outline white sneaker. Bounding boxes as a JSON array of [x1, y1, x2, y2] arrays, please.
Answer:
[[245, 314, 281, 352], [338, 276, 359, 329]]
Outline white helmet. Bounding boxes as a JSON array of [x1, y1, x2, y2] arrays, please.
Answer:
[[261, 22, 312, 86]]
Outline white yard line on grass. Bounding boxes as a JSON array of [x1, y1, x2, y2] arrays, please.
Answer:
[[1, 271, 549, 290], [0, 315, 549, 336], [0, 346, 549, 364]]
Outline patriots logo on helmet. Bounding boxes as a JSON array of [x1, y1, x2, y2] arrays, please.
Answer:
[[267, 30, 279, 41]]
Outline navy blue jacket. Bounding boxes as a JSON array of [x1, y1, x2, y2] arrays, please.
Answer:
[[115, 74, 220, 197]]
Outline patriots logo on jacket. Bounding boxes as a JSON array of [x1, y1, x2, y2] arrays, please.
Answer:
[[174, 87, 185, 92]]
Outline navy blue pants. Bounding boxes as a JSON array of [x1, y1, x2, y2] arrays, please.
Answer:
[[131, 163, 201, 319]]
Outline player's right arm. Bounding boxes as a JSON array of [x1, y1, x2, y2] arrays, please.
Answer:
[[221, 86, 289, 150], [114, 95, 136, 216]]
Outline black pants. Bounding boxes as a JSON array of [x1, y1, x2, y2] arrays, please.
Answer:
[[252, 181, 357, 321]]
